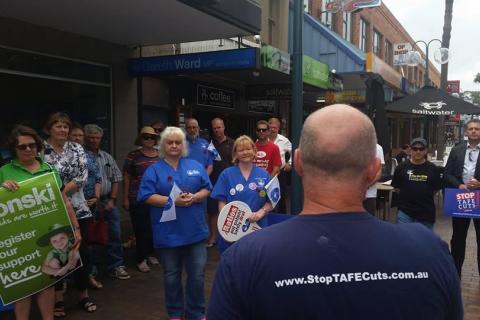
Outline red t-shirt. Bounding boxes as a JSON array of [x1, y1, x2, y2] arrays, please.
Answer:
[[254, 141, 282, 176]]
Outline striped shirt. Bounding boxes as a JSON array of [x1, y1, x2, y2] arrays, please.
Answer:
[[92, 149, 122, 197]]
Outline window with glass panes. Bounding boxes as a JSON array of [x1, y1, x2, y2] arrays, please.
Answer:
[[373, 30, 382, 56], [342, 12, 351, 42], [321, 1, 333, 29], [359, 18, 368, 52], [384, 40, 393, 65]]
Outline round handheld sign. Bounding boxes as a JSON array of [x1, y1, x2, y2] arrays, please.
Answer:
[[217, 201, 261, 243]]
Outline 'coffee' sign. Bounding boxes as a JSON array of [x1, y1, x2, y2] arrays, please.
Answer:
[[197, 85, 235, 109]]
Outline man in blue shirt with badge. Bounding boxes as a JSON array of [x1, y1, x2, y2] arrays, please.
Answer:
[[208, 105, 462, 320], [185, 118, 213, 176]]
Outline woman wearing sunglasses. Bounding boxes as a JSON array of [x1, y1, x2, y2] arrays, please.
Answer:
[[0, 125, 81, 320], [122, 126, 160, 273], [137, 126, 211, 320]]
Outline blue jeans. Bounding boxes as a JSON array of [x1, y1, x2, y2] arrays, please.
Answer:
[[397, 210, 434, 230], [159, 241, 207, 320], [104, 205, 125, 270]]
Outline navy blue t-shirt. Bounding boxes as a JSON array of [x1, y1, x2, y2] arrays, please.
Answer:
[[208, 212, 462, 320]]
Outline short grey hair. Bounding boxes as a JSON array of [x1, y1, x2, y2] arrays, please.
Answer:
[[299, 106, 377, 178], [84, 124, 103, 136], [158, 126, 189, 158]]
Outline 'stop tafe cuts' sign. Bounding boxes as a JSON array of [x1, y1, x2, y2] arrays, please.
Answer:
[[0, 173, 80, 305], [444, 188, 480, 218]]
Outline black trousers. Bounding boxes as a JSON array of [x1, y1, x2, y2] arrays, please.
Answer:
[[129, 203, 154, 263], [450, 217, 480, 277]]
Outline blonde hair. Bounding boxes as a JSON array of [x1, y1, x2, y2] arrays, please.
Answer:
[[158, 126, 189, 158], [232, 135, 257, 164]]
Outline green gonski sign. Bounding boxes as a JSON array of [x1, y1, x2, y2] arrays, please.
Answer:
[[260, 45, 291, 75], [303, 55, 331, 89], [0, 173, 80, 305]]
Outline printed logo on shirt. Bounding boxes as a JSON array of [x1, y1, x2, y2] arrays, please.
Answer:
[[186, 169, 201, 176], [256, 151, 267, 159], [248, 182, 257, 190], [229, 188, 236, 196], [255, 178, 266, 187], [235, 184, 244, 192], [406, 170, 428, 182]]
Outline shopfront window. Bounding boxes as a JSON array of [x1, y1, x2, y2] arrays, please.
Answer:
[[0, 47, 112, 153]]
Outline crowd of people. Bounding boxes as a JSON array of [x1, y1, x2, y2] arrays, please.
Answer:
[[2, 107, 477, 319]]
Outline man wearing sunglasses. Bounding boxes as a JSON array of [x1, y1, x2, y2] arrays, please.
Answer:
[[392, 137, 442, 229], [253, 120, 281, 177], [445, 119, 480, 277]]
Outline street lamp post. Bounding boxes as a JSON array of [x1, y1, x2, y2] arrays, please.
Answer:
[[410, 39, 443, 86]]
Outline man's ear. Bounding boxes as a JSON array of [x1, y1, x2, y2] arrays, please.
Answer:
[[294, 148, 303, 176], [366, 157, 381, 187]]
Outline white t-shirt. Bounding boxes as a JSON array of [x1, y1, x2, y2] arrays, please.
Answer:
[[365, 144, 385, 199]]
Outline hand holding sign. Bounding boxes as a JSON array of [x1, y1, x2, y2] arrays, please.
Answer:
[[217, 201, 261, 243]]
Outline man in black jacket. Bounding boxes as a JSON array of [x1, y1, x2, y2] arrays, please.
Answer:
[[444, 118, 480, 277]]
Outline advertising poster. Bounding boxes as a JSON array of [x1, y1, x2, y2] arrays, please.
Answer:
[[444, 188, 480, 218], [0, 172, 81, 304]]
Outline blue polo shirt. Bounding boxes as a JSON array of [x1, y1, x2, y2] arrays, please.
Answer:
[[186, 136, 213, 169]]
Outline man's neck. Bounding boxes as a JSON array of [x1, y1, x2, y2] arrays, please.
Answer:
[[410, 159, 426, 165], [216, 135, 226, 143], [269, 133, 278, 141], [300, 181, 366, 215], [257, 138, 268, 146], [88, 147, 99, 154], [468, 140, 480, 148]]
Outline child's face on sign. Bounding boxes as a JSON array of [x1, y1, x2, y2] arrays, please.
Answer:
[[50, 233, 69, 250]]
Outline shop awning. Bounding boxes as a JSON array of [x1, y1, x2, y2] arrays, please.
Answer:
[[290, 11, 365, 73], [385, 86, 480, 115], [0, 0, 261, 46]]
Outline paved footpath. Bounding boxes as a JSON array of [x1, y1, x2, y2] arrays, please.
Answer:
[[3, 210, 480, 319]]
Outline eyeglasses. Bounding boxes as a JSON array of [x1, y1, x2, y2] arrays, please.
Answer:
[[142, 135, 157, 141], [411, 147, 426, 152], [257, 128, 268, 132], [16, 143, 37, 151]]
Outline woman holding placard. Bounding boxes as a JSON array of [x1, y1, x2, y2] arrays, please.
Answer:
[[0, 125, 81, 320], [211, 135, 273, 250], [137, 126, 211, 320]]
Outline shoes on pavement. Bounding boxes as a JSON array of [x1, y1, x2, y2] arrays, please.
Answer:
[[147, 256, 160, 265], [88, 275, 103, 289], [137, 260, 151, 273], [109, 266, 131, 280]]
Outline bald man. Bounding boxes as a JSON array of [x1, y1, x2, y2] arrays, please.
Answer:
[[208, 105, 462, 320]]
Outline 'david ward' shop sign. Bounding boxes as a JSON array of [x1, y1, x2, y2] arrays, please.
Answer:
[[444, 188, 480, 218]]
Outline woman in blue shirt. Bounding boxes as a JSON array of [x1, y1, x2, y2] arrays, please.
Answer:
[[137, 126, 211, 320], [211, 135, 273, 251]]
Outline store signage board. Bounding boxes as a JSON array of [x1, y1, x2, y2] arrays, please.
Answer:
[[246, 85, 291, 101], [129, 48, 258, 76], [197, 85, 235, 109], [447, 80, 460, 94], [247, 100, 276, 114], [393, 43, 412, 66], [260, 45, 290, 75], [303, 55, 331, 89]]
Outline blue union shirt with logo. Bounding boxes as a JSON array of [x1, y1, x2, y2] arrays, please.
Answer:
[[186, 136, 213, 169], [137, 158, 212, 248]]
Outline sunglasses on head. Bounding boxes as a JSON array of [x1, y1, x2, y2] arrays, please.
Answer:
[[142, 135, 157, 141], [16, 143, 37, 151], [257, 128, 268, 132], [411, 146, 426, 152]]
